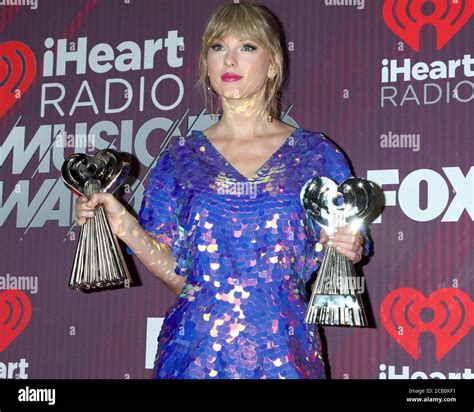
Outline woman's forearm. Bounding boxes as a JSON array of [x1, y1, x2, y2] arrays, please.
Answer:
[[116, 213, 185, 295]]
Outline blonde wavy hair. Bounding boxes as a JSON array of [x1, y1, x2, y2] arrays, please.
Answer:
[[196, 2, 287, 120]]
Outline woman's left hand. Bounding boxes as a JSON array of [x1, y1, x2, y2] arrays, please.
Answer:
[[319, 227, 364, 264]]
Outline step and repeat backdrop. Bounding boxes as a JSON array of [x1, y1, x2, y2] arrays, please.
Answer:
[[0, 0, 472, 379]]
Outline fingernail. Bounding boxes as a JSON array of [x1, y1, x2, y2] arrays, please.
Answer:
[[87, 201, 92, 206], [88, 211, 94, 217], [328, 240, 333, 246], [336, 246, 341, 251]]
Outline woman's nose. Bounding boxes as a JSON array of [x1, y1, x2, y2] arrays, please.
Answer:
[[224, 50, 237, 67]]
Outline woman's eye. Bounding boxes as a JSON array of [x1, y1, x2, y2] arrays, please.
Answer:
[[210, 43, 257, 52], [211, 44, 222, 51], [242, 44, 257, 51]]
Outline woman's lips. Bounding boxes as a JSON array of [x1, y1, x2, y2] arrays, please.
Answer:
[[221, 74, 243, 82]]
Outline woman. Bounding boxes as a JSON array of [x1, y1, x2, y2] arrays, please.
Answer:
[[75, 2, 369, 379]]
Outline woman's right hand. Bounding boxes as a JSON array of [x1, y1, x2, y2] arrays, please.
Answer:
[[75, 193, 129, 237]]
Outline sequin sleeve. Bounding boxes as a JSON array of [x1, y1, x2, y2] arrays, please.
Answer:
[[138, 148, 180, 254], [319, 134, 352, 184]]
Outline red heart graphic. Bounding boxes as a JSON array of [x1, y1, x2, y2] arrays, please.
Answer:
[[380, 288, 473, 360], [0, 41, 37, 118], [0, 290, 32, 352], [383, 0, 474, 51]]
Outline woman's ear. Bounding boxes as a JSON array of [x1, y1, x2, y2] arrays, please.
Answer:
[[268, 64, 276, 80]]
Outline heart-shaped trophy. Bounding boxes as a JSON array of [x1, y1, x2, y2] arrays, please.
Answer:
[[61, 149, 132, 292], [300, 176, 376, 326]]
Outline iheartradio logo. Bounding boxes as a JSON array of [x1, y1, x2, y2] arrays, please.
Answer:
[[380, 288, 473, 360], [383, 0, 474, 51], [0, 41, 36, 118], [0, 290, 32, 352]]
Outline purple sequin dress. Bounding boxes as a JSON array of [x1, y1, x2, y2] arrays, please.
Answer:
[[138, 127, 369, 379]]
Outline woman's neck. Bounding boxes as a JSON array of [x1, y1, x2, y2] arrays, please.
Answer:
[[215, 98, 274, 139], [217, 112, 271, 140]]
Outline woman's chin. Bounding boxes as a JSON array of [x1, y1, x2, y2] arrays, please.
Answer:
[[219, 89, 261, 101]]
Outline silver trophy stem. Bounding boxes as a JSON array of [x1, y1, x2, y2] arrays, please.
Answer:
[[68, 179, 131, 292], [305, 245, 367, 327]]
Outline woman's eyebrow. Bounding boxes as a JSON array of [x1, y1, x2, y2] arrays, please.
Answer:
[[213, 38, 253, 44]]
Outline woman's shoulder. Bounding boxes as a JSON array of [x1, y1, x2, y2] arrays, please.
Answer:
[[298, 128, 352, 175], [298, 128, 345, 153], [160, 130, 202, 158]]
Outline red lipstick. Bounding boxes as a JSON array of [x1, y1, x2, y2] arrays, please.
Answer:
[[221, 72, 243, 82]]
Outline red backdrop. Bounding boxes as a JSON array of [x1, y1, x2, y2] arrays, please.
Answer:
[[0, 0, 472, 379]]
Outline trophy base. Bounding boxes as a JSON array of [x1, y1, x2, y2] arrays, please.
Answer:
[[69, 278, 131, 292], [304, 294, 368, 327]]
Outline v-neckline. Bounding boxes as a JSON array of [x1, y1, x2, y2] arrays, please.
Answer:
[[198, 127, 303, 181]]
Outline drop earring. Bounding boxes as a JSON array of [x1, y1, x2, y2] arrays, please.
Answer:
[[216, 95, 222, 119], [267, 75, 274, 122], [207, 75, 215, 120]]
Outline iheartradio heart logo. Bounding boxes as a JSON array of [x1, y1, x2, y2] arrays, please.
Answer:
[[380, 288, 474, 360], [61, 149, 131, 197], [300, 176, 376, 230], [383, 0, 474, 51], [0, 41, 37, 118], [0, 290, 32, 352]]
